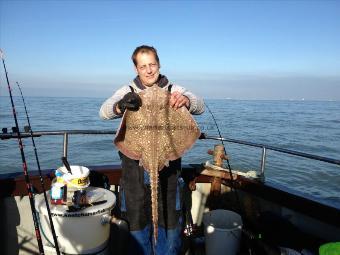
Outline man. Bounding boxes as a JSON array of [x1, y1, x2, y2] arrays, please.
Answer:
[[99, 45, 204, 255]]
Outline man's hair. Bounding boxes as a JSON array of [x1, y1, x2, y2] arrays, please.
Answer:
[[132, 45, 160, 67]]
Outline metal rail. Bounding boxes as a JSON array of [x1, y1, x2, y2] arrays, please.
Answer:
[[1, 130, 117, 159], [203, 135, 340, 166], [0, 130, 116, 139], [1, 130, 339, 175]]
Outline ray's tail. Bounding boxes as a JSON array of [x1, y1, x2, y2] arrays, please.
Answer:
[[150, 166, 159, 244], [150, 87, 160, 245]]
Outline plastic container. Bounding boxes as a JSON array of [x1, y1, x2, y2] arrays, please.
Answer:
[[35, 187, 116, 254], [58, 165, 90, 190], [50, 182, 66, 205], [319, 242, 340, 255], [203, 209, 243, 255]]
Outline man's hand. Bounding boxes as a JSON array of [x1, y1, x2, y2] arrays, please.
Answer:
[[169, 91, 190, 110], [117, 92, 142, 114]]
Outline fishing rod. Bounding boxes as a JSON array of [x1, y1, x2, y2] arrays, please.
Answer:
[[203, 103, 269, 252], [203, 104, 283, 254], [204, 103, 243, 211], [0, 49, 45, 255], [16, 81, 61, 255]]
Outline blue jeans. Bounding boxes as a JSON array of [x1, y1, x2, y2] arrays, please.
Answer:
[[128, 220, 182, 255], [121, 177, 184, 254]]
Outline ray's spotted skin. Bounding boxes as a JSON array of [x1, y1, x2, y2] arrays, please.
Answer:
[[114, 86, 200, 242]]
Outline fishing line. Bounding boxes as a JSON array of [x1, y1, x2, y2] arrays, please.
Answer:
[[0, 49, 45, 254], [16, 81, 61, 255], [203, 102, 242, 211], [204, 102, 269, 252]]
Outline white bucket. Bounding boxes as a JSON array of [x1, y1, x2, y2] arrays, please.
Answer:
[[35, 187, 116, 254], [58, 165, 90, 189], [203, 209, 243, 255]]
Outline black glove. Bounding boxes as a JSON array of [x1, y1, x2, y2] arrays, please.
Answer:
[[117, 92, 142, 113]]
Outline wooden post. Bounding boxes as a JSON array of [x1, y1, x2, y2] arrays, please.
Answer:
[[210, 144, 226, 195], [213, 144, 225, 167]]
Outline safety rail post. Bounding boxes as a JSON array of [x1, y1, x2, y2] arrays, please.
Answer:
[[260, 147, 267, 181], [63, 132, 68, 158]]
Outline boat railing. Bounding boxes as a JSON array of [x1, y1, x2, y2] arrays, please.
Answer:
[[1, 129, 339, 179], [203, 134, 340, 177]]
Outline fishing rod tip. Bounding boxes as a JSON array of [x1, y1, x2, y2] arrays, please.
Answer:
[[0, 49, 4, 59]]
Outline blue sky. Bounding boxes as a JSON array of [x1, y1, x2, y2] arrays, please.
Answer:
[[0, 0, 339, 100]]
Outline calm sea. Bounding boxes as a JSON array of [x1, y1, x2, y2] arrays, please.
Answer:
[[1, 96, 340, 208]]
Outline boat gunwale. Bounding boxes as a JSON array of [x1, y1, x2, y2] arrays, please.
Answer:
[[1, 164, 339, 229]]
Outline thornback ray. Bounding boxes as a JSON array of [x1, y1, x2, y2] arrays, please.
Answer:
[[114, 86, 201, 243]]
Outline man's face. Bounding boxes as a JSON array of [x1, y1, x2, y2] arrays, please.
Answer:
[[135, 52, 160, 87]]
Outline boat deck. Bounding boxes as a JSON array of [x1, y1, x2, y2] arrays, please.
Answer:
[[1, 164, 339, 254]]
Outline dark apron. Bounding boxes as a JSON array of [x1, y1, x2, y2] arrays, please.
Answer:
[[119, 151, 182, 231]]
